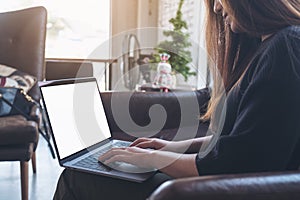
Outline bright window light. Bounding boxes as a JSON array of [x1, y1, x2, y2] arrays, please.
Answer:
[[0, 0, 110, 59]]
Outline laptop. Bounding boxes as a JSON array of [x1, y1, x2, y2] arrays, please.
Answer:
[[39, 77, 157, 182]]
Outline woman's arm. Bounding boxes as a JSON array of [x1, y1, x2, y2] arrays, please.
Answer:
[[98, 136, 211, 178], [98, 147, 199, 178], [130, 135, 212, 154], [152, 151, 199, 178]]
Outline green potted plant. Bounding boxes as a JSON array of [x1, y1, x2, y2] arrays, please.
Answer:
[[152, 0, 196, 82]]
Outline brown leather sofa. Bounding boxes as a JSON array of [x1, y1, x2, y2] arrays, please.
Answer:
[[149, 171, 300, 200], [45, 60, 93, 80], [101, 89, 210, 142], [100, 89, 300, 200]]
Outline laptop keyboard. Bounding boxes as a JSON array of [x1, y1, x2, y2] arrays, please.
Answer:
[[73, 141, 129, 172]]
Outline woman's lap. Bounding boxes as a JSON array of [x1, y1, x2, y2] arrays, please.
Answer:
[[53, 169, 171, 200]]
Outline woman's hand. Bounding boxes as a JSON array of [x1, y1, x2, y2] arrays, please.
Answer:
[[98, 146, 199, 178], [98, 147, 155, 169], [130, 137, 171, 150], [130, 136, 212, 154]]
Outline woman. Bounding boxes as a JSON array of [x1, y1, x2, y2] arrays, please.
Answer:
[[54, 0, 300, 199]]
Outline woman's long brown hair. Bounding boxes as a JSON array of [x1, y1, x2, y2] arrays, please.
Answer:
[[202, 0, 300, 121]]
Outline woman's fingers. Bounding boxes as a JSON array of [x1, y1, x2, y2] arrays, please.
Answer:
[[102, 154, 130, 165], [127, 146, 153, 153], [131, 138, 163, 149], [130, 138, 151, 147], [134, 141, 154, 148], [98, 147, 151, 165], [98, 147, 156, 170], [98, 148, 127, 162]]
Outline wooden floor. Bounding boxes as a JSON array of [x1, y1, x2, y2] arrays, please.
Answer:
[[0, 137, 63, 200]]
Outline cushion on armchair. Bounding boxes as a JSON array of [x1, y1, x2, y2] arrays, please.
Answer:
[[0, 65, 40, 145], [0, 64, 37, 92], [0, 64, 39, 119]]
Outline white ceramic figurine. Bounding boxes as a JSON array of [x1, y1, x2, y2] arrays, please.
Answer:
[[153, 53, 173, 91]]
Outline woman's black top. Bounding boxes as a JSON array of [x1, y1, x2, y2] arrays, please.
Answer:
[[196, 26, 300, 175]]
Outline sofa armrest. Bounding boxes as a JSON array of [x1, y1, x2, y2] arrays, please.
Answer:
[[100, 88, 210, 141], [148, 171, 300, 200]]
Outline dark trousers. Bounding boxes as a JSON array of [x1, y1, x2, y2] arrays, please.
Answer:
[[53, 169, 171, 200]]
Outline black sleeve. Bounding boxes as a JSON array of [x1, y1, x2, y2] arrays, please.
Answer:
[[196, 27, 300, 175]]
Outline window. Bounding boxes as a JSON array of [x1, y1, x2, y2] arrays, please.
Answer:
[[158, 0, 207, 89], [0, 0, 110, 59]]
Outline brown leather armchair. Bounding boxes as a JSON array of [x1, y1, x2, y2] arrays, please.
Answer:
[[100, 89, 300, 200], [0, 6, 47, 200]]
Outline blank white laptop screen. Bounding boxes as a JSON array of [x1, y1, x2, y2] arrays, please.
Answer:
[[41, 81, 111, 159]]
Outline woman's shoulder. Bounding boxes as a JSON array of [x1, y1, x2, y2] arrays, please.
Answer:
[[267, 26, 300, 67], [252, 26, 300, 63], [279, 25, 300, 37], [267, 25, 300, 49], [246, 26, 300, 84]]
